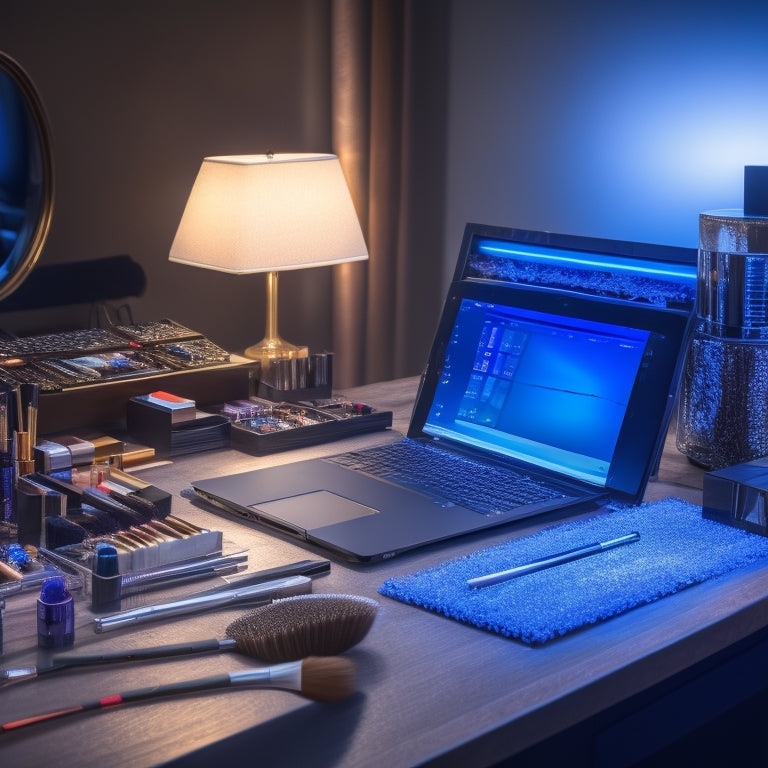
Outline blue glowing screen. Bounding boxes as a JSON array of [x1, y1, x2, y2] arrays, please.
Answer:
[[423, 298, 650, 486]]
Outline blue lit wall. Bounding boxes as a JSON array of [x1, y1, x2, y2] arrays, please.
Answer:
[[444, 0, 768, 284]]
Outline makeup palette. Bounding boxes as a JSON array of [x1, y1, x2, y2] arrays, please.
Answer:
[[0, 318, 256, 435], [209, 396, 393, 456]]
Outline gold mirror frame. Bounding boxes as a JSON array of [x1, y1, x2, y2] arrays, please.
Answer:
[[0, 51, 54, 301]]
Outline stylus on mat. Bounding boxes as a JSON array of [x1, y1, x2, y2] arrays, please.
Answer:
[[466, 531, 641, 588]]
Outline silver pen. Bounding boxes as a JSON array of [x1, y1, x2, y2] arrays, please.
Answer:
[[467, 532, 641, 588], [93, 574, 311, 632]]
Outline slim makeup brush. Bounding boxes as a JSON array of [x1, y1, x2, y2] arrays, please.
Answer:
[[0, 594, 378, 686], [93, 574, 313, 632], [0, 656, 356, 733]]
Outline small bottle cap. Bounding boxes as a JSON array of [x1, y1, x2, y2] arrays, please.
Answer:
[[94, 543, 120, 577]]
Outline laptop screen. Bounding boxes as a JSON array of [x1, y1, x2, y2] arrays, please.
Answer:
[[422, 299, 650, 486], [411, 272, 691, 501]]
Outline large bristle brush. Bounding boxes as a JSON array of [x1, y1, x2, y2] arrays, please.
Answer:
[[0, 594, 378, 686], [226, 593, 379, 662], [0, 656, 355, 733]]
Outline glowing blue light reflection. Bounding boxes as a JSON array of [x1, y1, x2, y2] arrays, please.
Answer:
[[476, 239, 697, 283], [446, 3, 768, 264]]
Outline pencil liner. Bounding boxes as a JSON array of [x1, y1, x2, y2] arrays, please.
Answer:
[[81, 487, 154, 527], [103, 485, 163, 520]]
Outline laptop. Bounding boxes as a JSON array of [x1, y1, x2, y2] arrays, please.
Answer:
[[191, 223, 697, 562]]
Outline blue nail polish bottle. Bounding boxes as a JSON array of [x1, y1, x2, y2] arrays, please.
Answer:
[[37, 575, 74, 648]]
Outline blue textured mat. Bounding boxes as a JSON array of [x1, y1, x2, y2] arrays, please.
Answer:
[[379, 499, 768, 644]]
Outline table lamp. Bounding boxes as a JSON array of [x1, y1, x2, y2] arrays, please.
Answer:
[[169, 153, 368, 363]]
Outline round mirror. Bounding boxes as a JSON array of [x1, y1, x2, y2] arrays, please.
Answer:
[[0, 51, 54, 301]]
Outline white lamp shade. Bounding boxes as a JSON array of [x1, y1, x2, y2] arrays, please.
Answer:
[[169, 153, 368, 273]]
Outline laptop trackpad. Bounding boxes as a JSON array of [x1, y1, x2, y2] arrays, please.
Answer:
[[251, 490, 379, 530]]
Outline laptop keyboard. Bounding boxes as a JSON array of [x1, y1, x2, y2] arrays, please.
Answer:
[[328, 438, 568, 516]]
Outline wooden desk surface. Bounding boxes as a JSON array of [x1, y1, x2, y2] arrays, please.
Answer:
[[1, 377, 764, 768]]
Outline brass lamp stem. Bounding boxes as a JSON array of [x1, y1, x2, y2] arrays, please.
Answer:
[[244, 271, 306, 361], [264, 270, 280, 343]]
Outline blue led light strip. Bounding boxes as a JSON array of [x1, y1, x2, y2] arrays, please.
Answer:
[[476, 239, 696, 283]]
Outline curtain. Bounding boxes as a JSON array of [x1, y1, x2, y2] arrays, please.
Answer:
[[330, 0, 449, 387]]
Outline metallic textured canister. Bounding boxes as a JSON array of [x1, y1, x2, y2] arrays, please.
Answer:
[[678, 173, 768, 469]]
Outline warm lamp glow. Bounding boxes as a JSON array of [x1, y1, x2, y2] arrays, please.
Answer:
[[169, 153, 368, 360]]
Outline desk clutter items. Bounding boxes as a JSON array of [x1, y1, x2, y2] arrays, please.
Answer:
[[379, 498, 768, 644], [4, 454, 239, 622], [225, 593, 378, 662], [702, 456, 768, 536], [0, 543, 65, 600], [89, 559, 329, 631], [36, 574, 74, 649], [255, 350, 333, 401], [0, 590, 376, 728], [127, 390, 230, 457], [14, 465, 177, 551], [465, 531, 641, 588], [0, 318, 256, 434], [0, 318, 229, 392], [35, 432, 154, 472], [126, 389, 392, 457], [211, 396, 393, 455], [1, 592, 377, 688], [93, 573, 312, 632], [0, 657, 356, 733]]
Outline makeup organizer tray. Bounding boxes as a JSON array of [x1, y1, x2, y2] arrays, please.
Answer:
[[206, 396, 393, 456], [7, 464, 238, 603], [0, 318, 258, 433], [46, 516, 226, 576]]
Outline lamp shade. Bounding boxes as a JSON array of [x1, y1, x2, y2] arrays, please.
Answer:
[[169, 153, 368, 273]]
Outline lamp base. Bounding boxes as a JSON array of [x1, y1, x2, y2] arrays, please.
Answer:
[[254, 350, 333, 401], [243, 336, 308, 362]]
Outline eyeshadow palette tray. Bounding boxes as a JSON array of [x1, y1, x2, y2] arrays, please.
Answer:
[[209, 397, 393, 456], [0, 319, 257, 433]]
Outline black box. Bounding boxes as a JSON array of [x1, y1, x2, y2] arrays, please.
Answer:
[[703, 457, 768, 536], [126, 393, 230, 458]]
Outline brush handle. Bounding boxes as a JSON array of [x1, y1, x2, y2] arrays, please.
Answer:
[[0, 672, 234, 732], [0, 662, 302, 733], [187, 558, 330, 597], [93, 574, 311, 632], [0, 638, 239, 686], [40, 638, 239, 675], [120, 554, 249, 595]]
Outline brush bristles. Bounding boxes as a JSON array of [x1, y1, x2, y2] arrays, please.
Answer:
[[225, 594, 378, 663], [300, 656, 356, 702]]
